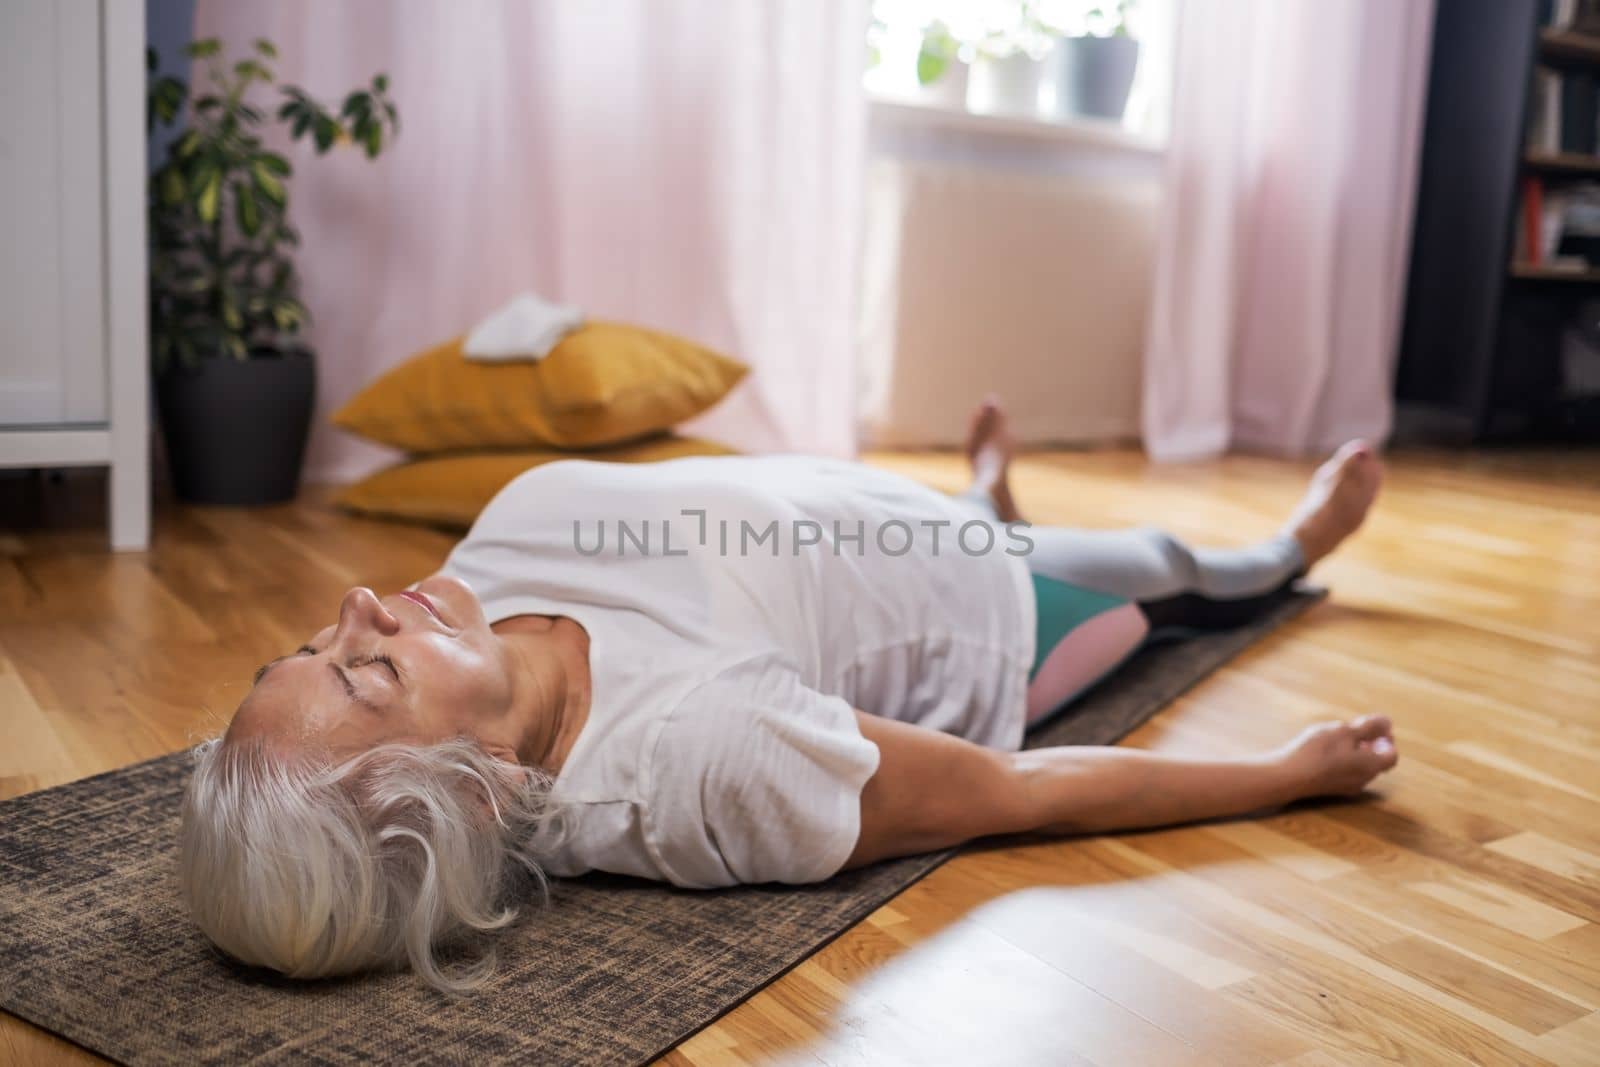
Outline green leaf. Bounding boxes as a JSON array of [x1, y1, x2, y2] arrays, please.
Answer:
[[184, 38, 222, 59], [220, 288, 243, 331], [915, 48, 949, 86], [254, 38, 278, 59], [175, 129, 201, 158], [313, 115, 337, 152], [272, 298, 307, 333], [234, 59, 272, 83], [234, 181, 261, 236], [196, 169, 222, 222], [159, 167, 186, 205], [256, 152, 291, 176], [363, 123, 381, 158], [149, 78, 185, 127], [373, 73, 389, 93], [250, 161, 287, 204]]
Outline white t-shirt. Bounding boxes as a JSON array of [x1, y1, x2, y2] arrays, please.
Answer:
[[439, 456, 1035, 888]]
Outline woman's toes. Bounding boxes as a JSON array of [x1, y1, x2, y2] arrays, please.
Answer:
[[1351, 714, 1393, 741], [965, 398, 1002, 462]]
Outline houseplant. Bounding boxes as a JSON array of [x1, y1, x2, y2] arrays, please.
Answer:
[[864, 7, 969, 109], [1051, 1, 1141, 122], [967, 2, 1057, 118], [914, 21, 968, 109], [147, 38, 398, 505]]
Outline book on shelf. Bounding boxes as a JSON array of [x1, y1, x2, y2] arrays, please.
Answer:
[[1525, 66, 1600, 157], [1528, 67, 1564, 154], [1564, 70, 1599, 155], [1577, 0, 1600, 33], [1523, 177, 1545, 265], [1542, 0, 1600, 31], [1515, 177, 1600, 269]]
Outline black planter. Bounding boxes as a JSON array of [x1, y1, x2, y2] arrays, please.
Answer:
[[156, 348, 316, 506]]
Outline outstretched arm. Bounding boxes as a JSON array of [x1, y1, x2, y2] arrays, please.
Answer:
[[843, 712, 1397, 870]]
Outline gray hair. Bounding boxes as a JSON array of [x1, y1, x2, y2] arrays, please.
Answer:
[[178, 735, 562, 993]]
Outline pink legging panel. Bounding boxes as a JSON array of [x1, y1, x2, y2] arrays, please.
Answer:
[[1025, 601, 1150, 725]]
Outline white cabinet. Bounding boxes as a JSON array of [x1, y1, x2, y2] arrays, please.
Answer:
[[0, 0, 150, 550]]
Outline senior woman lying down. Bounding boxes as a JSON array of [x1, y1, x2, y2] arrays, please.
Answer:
[[181, 399, 1395, 991]]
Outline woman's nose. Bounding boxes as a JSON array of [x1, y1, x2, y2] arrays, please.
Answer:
[[337, 587, 401, 637]]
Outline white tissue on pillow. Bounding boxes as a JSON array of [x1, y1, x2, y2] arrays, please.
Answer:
[[463, 292, 585, 361]]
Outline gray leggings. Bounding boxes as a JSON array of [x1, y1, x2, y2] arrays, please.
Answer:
[[959, 487, 1306, 613], [1027, 525, 1305, 626]]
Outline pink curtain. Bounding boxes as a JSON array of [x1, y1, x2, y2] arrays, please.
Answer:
[[1142, 0, 1434, 460], [194, 1, 867, 481]]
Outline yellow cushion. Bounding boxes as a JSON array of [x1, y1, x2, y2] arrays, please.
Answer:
[[331, 322, 747, 453], [334, 436, 737, 528]]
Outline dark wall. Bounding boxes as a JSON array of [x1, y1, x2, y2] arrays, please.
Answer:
[[146, 0, 196, 172]]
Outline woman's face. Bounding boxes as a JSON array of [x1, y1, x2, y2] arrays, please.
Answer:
[[228, 575, 521, 760]]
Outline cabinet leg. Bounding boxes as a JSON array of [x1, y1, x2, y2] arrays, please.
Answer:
[[109, 454, 149, 551]]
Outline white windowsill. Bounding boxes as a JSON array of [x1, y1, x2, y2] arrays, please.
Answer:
[[868, 96, 1165, 158]]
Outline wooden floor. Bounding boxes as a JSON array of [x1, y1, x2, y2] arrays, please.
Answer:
[[3, 447, 1600, 1066]]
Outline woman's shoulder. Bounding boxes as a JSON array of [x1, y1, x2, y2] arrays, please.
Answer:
[[553, 644, 757, 801]]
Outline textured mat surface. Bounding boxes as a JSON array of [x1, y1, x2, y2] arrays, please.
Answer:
[[0, 589, 1323, 1066]]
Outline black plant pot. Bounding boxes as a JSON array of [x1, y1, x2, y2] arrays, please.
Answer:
[[156, 347, 316, 506]]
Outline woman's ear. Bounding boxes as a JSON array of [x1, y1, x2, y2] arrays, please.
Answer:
[[467, 745, 536, 826], [482, 741, 520, 766]]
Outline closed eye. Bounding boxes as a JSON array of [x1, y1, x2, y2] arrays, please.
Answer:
[[355, 652, 401, 683], [252, 644, 318, 686]]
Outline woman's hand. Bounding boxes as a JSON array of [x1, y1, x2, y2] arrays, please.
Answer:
[[1277, 715, 1399, 800]]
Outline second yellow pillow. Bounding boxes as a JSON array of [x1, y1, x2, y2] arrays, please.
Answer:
[[335, 436, 737, 529]]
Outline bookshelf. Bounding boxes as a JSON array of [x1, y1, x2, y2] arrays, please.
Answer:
[[1510, 263, 1600, 281], [1523, 149, 1600, 175], [1397, 0, 1600, 442], [1539, 28, 1600, 63]]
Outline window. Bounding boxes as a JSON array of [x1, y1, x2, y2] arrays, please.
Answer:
[[865, 0, 1176, 141]]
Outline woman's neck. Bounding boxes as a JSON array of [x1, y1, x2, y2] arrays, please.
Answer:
[[492, 614, 592, 772]]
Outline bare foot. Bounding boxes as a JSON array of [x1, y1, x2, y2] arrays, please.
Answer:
[[1282, 440, 1383, 568], [964, 395, 1022, 523]]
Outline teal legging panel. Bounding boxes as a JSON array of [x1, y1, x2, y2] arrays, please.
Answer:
[[1026, 572, 1149, 727]]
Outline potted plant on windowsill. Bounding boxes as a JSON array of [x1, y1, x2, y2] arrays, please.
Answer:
[[914, 20, 969, 109], [967, 3, 1057, 119], [147, 38, 398, 505], [1051, 1, 1141, 122]]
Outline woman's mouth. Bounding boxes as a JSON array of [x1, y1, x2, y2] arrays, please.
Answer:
[[398, 589, 442, 622]]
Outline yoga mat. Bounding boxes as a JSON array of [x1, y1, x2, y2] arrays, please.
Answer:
[[0, 588, 1323, 1066]]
